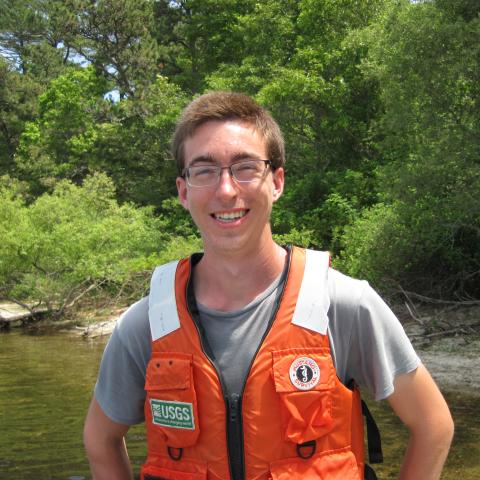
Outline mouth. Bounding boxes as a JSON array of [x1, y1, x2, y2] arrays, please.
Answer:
[[212, 209, 249, 223]]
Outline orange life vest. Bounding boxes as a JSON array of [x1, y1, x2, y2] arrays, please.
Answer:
[[141, 247, 366, 480]]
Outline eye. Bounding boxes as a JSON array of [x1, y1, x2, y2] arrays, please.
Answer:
[[190, 165, 217, 177], [235, 161, 258, 172]]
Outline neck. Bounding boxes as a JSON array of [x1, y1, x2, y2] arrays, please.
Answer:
[[193, 240, 287, 312]]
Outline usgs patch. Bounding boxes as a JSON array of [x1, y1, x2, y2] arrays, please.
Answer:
[[150, 399, 195, 430]]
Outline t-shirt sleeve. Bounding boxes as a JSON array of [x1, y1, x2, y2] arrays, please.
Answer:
[[328, 269, 421, 401], [94, 296, 151, 425], [348, 282, 421, 400]]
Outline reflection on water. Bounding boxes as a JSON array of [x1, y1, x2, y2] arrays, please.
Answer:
[[0, 331, 146, 480], [0, 331, 478, 479]]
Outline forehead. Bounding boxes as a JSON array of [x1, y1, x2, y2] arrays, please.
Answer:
[[183, 120, 267, 165]]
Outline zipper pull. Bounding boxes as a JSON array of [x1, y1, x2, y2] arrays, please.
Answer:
[[229, 393, 240, 422]]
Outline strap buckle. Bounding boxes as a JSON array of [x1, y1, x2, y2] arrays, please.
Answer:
[[296, 440, 316, 459]]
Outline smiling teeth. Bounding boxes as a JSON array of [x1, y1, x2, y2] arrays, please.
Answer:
[[214, 210, 247, 221]]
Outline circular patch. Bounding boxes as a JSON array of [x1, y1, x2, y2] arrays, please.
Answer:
[[289, 357, 321, 391]]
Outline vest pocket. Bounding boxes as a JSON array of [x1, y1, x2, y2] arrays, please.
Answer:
[[145, 352, 200, 448], [142, 456, 207, 480], [272, 348, 336, 445], [269, 446, 361, 480]]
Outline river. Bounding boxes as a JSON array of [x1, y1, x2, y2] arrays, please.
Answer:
[[0, 330, 478, 479]]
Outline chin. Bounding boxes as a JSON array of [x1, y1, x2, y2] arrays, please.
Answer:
[[204, 235, 250, 255]]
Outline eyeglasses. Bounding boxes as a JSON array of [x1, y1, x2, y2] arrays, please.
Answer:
[[182, 159, 272, 188]]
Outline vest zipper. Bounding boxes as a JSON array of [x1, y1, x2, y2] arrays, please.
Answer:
[[186, 313, 237, 479], [185, 257, 240, 480], [227, 393, 243, 480], [187, 328, 243, 478], [235, 247, 292, 479], [186, 248, 292, 480]]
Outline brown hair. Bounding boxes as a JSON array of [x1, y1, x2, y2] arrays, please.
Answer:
[[172, 91, 285, 173]]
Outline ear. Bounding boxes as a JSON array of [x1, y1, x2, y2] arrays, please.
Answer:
[[176, 176, 189, 210], [272, 167, 284, 202]]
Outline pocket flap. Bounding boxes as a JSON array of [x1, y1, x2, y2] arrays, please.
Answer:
[[145, 352, 192, 391], [270, 447, 361, 480], [272, 348, 335, 393], [142, 456, 207, 480]]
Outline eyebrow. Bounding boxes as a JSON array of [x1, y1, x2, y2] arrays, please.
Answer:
[[187, 152, 264, 167]]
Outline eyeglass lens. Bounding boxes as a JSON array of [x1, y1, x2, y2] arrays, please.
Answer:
[[186, 160, 269, 187]]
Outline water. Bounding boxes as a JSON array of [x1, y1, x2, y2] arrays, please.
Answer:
[[0, 331, 478, 479], [367, 390, 480, 479], [0, 331, 146, 479]]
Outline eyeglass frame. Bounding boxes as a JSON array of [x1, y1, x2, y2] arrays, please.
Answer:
[[181, 159, 273, 188]]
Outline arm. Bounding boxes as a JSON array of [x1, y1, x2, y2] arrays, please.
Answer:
[[387, 364, 454, 480], [84, 396, 134, 480]]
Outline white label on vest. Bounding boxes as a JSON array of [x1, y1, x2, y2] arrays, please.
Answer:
[[289, 356, 321, 390], [149, 260, 180, 341], [291, 249, 330, 335], [150, 399, 195, 430]]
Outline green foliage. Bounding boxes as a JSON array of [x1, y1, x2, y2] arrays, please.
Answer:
[[15, 67, 110, 194], [153, 0, 254, 93], [94, 76, 189, 206], [0, 0, 77, 76], [272, 167, 375, 252], [70, 0, 161, 98], [15, 69, 187, 207], [0, 173, 200, 311], [158, 196, 198, 238], [273, 228, 316, 249], [338, 202, 414, 286], [339, 0, 480, 296], [0, 176, 30, 282], [1, 0, 479, 305], [435, 0, 480, 22], [0, 0, 79, 178], [0, 58, 44, 175]]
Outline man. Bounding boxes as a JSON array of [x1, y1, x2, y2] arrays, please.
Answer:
[[84, 91, 453, 480]]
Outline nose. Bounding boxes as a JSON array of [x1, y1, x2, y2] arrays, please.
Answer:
[[215, 168, 238, 200]]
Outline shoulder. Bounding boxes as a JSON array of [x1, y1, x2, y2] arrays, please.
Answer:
[[95, 296, 152, 425], [328, 267, 397, 315], [326, 267, 405, 354], [326, 269, 420, 398], [97, 296, 152, 398], [326, 269, 370, 356], [327, 268, 369, 313], [113, 295, 151, 351]]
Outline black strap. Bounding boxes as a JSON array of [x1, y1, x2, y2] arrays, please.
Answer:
[[364, 463, 379, 480], [362, 400, 383, 464], [187, 253, 217, 360]]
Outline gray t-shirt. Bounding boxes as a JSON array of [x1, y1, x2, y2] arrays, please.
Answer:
[[196, 272, 284, 396], [94, 267, 420, 425]]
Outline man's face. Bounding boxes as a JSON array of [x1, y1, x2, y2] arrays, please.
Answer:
[[176, 120, 284, 257]]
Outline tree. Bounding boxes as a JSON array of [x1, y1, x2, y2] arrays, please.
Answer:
[[0, 1, 83, 176], [435, 0, 480, 22], [205, 0, 299, 94], [0, 0, 78, 76], [340, 0, 480, 296], [0, 58, 43, 175], [15, 67, 188, 207], [14, 66, 110, 195], [71, 0, 161, 98], [248, 0, 385, 251], [0, 173, 201, 315], [94, 75, 189, 207], [152, 0, 254, 93]]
